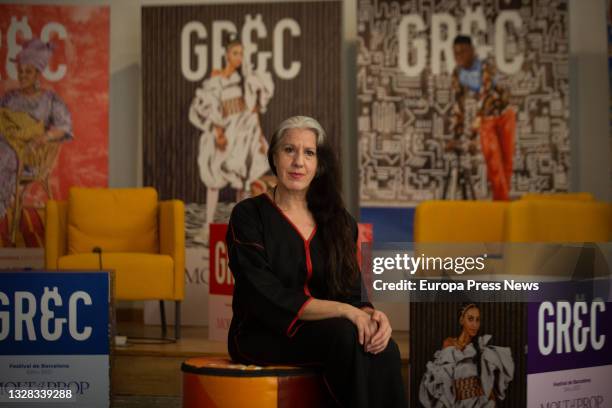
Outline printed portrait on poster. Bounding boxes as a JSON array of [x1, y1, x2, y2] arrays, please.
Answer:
[[411, 302, 526, 407], [447, 35, 516, 201], [419, 303, 515, 407], [0, 39, 72, 246], [188, 33, 275, 244], [0, 5, 109, 249], [357, 0, 569, 205]]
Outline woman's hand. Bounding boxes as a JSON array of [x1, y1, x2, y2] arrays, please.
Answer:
[[343, 305, 375, 348], [366, 310, 392, 354], [32, 128, 64, 147]]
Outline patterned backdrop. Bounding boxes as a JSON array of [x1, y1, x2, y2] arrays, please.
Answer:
[[357, 0, 569, 205]]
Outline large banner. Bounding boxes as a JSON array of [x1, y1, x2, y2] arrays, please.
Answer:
[[0, 5, 109, 250], [142, 2, 342, 325], [357, 0, 569, 207]]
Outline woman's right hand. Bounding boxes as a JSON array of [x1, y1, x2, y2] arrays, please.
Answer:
[[343, 305, 376, 347]]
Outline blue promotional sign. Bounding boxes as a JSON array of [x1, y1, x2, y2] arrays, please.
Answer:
[[0, 271, 111, 406], [0, 272, 110, 355]]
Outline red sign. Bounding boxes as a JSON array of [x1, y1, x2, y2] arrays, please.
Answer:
[[209, 224, 234, 296]]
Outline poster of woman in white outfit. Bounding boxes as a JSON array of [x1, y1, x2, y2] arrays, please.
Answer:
[[189, 34, 274, 244], [419, 303, 515, 407]]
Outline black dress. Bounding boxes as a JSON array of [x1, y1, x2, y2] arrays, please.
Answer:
[[226, 193, 407, 408]]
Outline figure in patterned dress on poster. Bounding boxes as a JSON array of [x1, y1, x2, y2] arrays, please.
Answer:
[[189, 33, 274, 245], [0, 38, 73, 247]]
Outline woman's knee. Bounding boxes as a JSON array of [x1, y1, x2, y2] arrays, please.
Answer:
[[380, 338, 401, 362], [323, 317, 359, 350]]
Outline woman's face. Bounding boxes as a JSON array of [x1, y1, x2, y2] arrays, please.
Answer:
[[226, 44, 243, 69], [17, 63, 39, 90], [461, 307, 481, 337], [273, 128, 318, 193]]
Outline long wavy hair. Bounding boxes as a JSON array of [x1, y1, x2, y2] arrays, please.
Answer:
[[268, 116, 359, 298], [459, 303, 482, 377]]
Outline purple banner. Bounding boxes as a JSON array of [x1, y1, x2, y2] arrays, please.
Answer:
[[528, 301, 612, 374]]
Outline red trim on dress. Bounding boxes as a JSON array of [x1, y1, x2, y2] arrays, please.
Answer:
[[286, 297, 313, 337], [263, 193, 317, 243], [264, 194, 317, 336], [230, 222, 265, 251]]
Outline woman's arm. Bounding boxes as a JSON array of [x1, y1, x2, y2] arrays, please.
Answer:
[[300, 298, 390, 354], [43, 127, 66, 142], [44, 92, 72, 142], [300, 298, 377, 348]]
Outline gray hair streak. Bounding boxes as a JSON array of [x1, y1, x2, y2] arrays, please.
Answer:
[[271, 115, 326, 147]]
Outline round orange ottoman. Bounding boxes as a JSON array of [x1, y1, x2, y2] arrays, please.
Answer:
[[181, 357, 331, 408]]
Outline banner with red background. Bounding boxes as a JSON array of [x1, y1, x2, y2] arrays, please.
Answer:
[[0, 4, 109, 249]]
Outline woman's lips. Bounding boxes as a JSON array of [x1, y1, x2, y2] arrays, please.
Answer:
[[289, 172, 304, 179]]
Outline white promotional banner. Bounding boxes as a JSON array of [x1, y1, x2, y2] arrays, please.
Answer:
[[527, 365, 611, 408]]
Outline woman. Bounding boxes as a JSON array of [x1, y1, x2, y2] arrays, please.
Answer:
[[226, 116, 407, 408], [189, 34, 273, 244], [419, 303, 515, 407], [0, 38, 72, 246]]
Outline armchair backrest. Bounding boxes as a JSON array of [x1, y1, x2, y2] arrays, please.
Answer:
[[504, 200, 611, 243], [67, 187, 159, 254], [520, 192, 595, 201], [414, 200, 509, 243]]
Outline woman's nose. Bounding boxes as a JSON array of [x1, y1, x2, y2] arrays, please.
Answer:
[[292, 152, 304, 167]]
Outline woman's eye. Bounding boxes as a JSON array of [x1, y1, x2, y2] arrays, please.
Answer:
[[305, 150, 316, 157], [283, 146, 294, 153]]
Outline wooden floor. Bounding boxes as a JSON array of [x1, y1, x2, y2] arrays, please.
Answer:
[[112, 323, 410, 397]]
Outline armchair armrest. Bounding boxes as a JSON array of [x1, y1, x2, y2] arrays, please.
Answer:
[[159, 200, 185, 300], [45, 200, 68, 269]]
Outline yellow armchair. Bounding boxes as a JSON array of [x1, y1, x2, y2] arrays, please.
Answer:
[[45, 187, 185, 339], [504, 200, 611, 242], [414, 200, 509, 243]]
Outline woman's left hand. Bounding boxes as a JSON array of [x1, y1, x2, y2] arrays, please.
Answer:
[[366, 310, 392, 354]]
